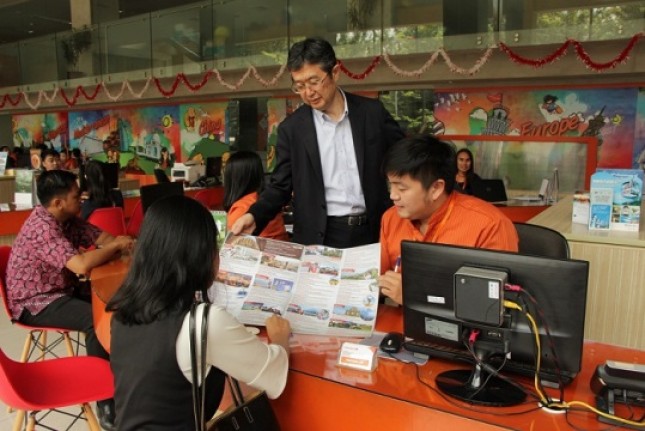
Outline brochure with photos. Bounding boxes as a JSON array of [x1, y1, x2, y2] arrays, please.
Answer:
[[209, 234, 380, 337]]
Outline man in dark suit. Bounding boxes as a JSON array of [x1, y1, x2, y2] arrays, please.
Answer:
[[232, 37, 404, 248]]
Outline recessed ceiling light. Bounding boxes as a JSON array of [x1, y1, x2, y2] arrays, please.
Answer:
[[28, 30, 34, 34]]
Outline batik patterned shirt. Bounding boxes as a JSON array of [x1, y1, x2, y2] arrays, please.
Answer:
[[6, 205, 101, 319]]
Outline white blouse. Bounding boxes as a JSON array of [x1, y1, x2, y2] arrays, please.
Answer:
[[175, 303, 289, 399]]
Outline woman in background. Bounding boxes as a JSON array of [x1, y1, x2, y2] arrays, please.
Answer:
[[81, 160, 124, 220], [223, 151, 289, 241], [107, 195, 290, 430], [454, 148, 481, 195]]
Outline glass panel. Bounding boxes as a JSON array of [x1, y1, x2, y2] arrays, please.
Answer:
[[500, 1, 645, 46], [57, 26, 100, 81], [19, 35, 58, 85], [0, 43, 21, 87], [150, 3, 209, 75], [206, 0, 288, 70], [383, 0, 444, 54], [444, 137, 591, 196], [101, 15, 152, 75]]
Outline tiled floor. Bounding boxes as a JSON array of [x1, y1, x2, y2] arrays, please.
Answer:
[[0, 311, 95, 431]]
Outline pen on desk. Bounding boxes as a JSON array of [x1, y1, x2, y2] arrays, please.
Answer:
[[393, 256, 401, 273]]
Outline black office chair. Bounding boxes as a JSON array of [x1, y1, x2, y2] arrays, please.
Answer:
[[513, 222, 570, 259]]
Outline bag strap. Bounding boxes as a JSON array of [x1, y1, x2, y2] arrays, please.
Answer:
[[226, 375, 245, 407], [190, 302, 210, 431]]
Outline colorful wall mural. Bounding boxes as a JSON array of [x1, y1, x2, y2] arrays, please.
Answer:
[[432, 87, 641, 169], [9, 85, 645, 178]]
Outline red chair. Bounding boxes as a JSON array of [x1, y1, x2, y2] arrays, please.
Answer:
[[0, 348, 114, 431], [87, 207, 127, 237], [193, 188, 224, 210], [0, 246, 78, 363], [126, 200, 143, 237]]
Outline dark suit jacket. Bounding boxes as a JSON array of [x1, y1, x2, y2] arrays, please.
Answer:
[[250, 92, 404, 246]]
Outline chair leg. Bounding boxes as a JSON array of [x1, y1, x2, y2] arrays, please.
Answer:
[[83, 403, 101, 431], [12, 409, 25, 431], [63, 332, 75, 356], [26, 412, 36, 431], [19, 333, 32, 363], [36, 332, 48, 361]]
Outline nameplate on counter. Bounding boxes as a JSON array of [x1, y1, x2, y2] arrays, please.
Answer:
[[337, 342, 378, 372]]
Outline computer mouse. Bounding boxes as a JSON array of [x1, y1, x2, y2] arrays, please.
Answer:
[[380, 332, 405, 354]]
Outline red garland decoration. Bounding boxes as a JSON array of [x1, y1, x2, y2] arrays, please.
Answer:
[[154, 76, 182, 98], [573, 32, 644, 70], [179, 70, 213, 92], [59, 84, 102, 107], [499, 32, 644, 71], [0, 93, 22, 108], [499, 40, 572, 67], [338, 56, 382, 80]]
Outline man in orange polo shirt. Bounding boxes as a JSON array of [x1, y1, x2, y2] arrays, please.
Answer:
[[378, 135, 518, 305]]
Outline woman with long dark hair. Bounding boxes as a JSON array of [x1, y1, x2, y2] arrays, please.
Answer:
[[80, 160, 124, 220], [223, 151, 288, 240], [107, 195, 290, 430], [454, 148, 481, 195]]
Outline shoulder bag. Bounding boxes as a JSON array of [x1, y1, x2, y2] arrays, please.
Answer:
[[189, 302, 281, 431]]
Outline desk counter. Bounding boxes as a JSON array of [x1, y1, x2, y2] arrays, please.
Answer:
[[529, 197, 645, 349], [275, 306, 645, 431], [89, 259, 645, 431]]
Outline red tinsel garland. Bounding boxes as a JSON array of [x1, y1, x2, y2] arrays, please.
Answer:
[[59, 83, 102, 107], [0, 93, 22, 108], [338, 56, 382, 79], [499, 32, 644, 71]]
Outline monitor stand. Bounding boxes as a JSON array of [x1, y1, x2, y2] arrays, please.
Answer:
[[435, 343, 526, 407]]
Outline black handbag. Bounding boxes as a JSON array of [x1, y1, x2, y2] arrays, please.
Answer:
[[189, 303, 281, 431]]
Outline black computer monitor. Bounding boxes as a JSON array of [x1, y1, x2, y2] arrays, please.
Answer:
[[140, 182, 184, 214], [401, 241, 589, 407], [101, 162, 120, 189], [472, 179, 508, 202], [153, 168, 170, 183], [205, 156, 222, 184]]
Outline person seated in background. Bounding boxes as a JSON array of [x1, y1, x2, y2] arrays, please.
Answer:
[[454, 148, 481, 195], [67, 148, 81, 170], [5, 170, 134, 431], [378, 136, 518, 305], [224, 151, 289, 241], [81, 160, 124, 220], [40, 148, 61, 171], [107, 195, 290, 431], [157, 146, 174, 171]]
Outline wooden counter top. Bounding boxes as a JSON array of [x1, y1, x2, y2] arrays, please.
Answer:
[[530, 195, 645, 247]]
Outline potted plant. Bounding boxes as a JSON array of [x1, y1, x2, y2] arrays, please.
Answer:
[[61, 26, 92, 76]]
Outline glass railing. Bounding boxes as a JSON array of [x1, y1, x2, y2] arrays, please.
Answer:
[[0, 0, 642, 90]]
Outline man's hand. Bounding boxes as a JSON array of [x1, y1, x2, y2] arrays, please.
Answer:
[[378, 271, 403, 305], [112, 235, 134, 253], [230, 213, 256, 235]]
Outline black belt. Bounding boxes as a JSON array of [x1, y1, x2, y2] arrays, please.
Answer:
[[328, 214, 368, 226]]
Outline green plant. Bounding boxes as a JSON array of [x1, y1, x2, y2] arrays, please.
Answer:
[[61, 26, 92, 69]]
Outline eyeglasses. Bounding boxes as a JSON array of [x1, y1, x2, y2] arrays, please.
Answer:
[[291, 74, 328, 94]]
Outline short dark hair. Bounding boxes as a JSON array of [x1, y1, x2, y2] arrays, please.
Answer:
[[107, 195, 218, 325], [223, 151, 264, 211], [287, 37, 337, 74], [41, 148, 60, 160], [383, 135, 456, 193], [37, 169, 78, 206]]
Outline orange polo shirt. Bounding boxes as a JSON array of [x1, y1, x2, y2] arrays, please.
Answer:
[[227, 192, 289, 241], [380, 192, 518, 272]]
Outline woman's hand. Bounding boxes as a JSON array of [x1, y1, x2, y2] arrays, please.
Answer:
[[266, 314, 291, 354]]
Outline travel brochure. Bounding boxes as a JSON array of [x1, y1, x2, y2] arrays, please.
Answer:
[[209, 234, 380, 337]]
